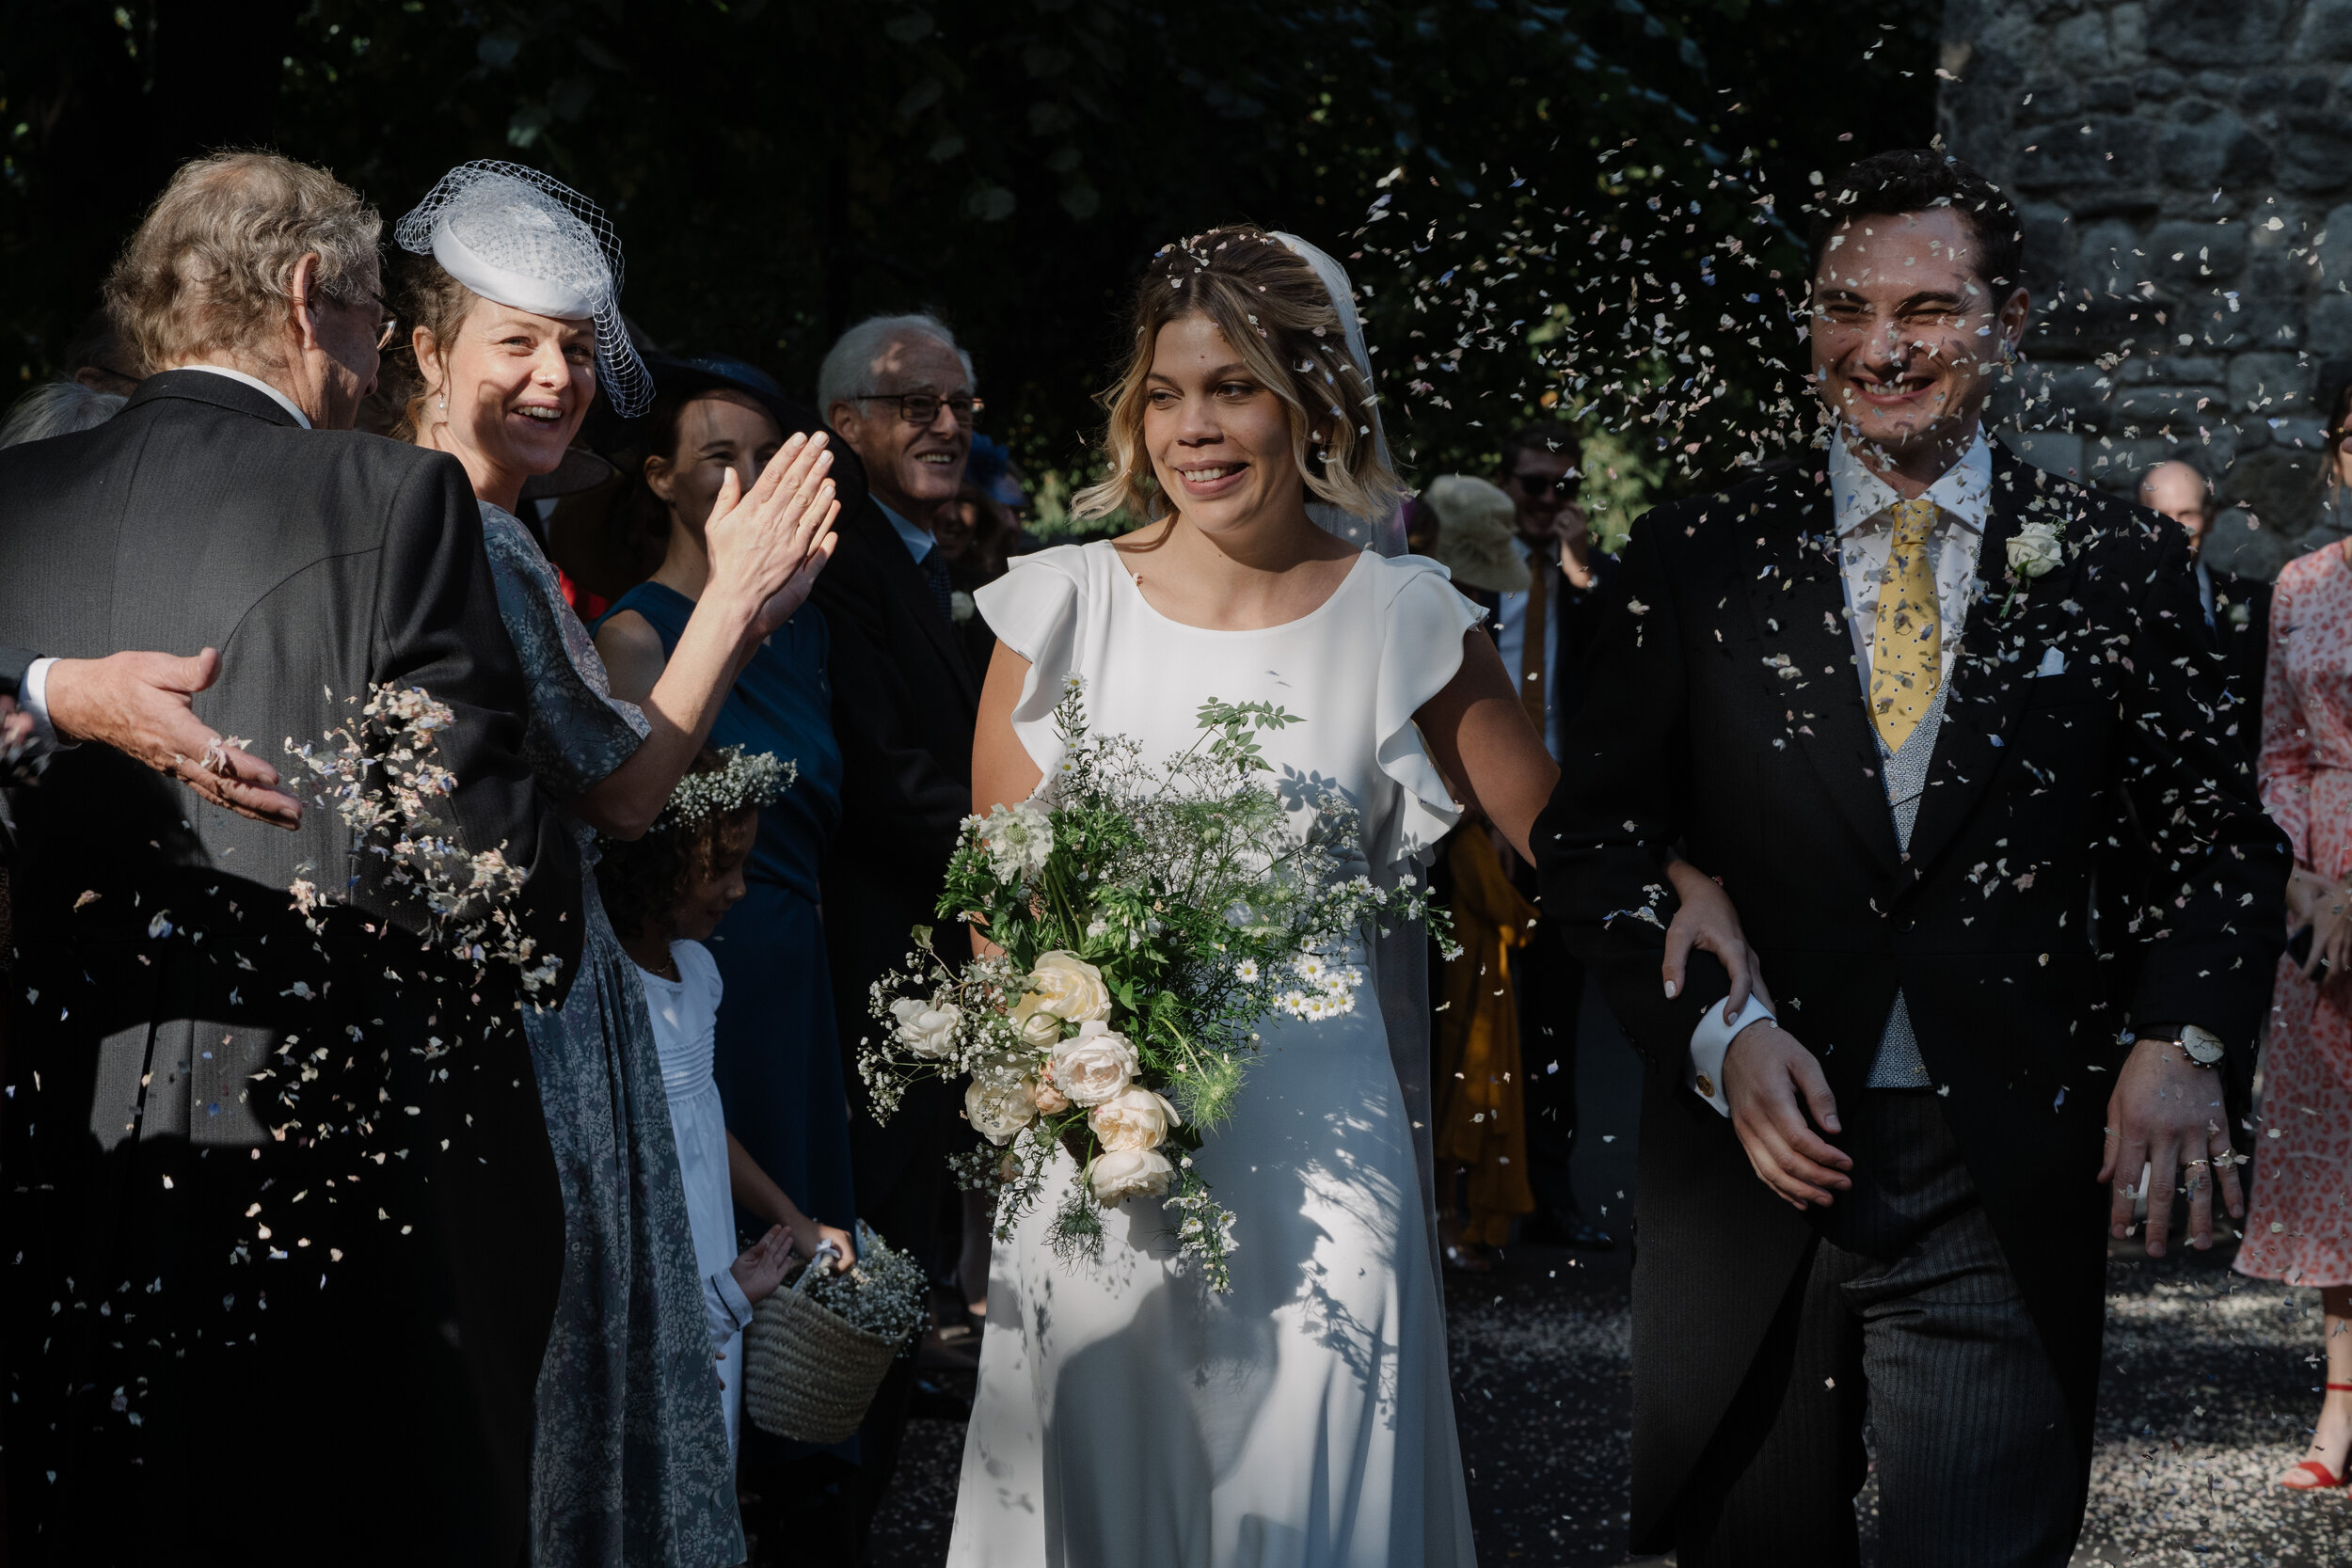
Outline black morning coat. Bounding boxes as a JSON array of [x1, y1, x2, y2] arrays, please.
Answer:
[[0, 370, 579, 1565], [810, 496, 981, 1204], [1534, 447, 2289, 1549]]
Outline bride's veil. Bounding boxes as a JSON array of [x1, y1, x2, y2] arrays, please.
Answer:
[[1272, 232, 1442, 1291]]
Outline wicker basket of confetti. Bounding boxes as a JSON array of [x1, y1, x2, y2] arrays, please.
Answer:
[[742, 1221, 927, 1444]]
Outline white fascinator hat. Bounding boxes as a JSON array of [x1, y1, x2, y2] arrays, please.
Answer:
[[394, 161, 652, 419]]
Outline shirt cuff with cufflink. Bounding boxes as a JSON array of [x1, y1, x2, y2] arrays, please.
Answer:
[[1687, 991, 1777, 1117]]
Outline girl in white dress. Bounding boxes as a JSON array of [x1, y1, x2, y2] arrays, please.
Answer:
[[946, 229, 1754, 1567], [598, 748, 857, 1454]]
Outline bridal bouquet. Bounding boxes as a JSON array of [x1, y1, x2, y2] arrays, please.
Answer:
[[860, 680, 1449, 1292]]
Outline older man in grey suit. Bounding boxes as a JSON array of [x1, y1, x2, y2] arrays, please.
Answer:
[[0, 153, 574, 1566]]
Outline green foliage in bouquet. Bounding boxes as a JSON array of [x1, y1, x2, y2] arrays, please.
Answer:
[[860, 679, 1451, 1293]]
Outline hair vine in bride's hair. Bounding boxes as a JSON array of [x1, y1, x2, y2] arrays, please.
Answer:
[[1077, 223, 1402, 549]]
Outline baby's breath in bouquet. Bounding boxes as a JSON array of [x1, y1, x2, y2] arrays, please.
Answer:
[[861, 679, 1450, 1292]]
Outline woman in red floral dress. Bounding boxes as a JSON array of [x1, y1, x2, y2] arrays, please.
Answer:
[[2238, 513, 2352, 1491]]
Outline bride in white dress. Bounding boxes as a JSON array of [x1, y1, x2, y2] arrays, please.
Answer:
[[944, 228, 1557, 1568]]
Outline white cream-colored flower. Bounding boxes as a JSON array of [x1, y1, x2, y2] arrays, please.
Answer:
[[971, 800, 1055, 883], [1020, 951, 1112, 1024], [890, 995, 962, 1059], [1033, 1075, 1072, 1115], [2007, 519, 2065, 579], [1089, 1085, 1181, 1152], [965, 1073, 1040, 1145], [1051, 1021, 1139, 1107], [1089, 1147, 1175, 1205], [1233, 958, 1260, 983], [1017, 1007, 1067, 1048], [950, 590, 977, 624]]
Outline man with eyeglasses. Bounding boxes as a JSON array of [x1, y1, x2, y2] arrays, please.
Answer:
[[810, 310, 987, 1549], [1494, 421, 1619, 1253], [0, 152, 576, 1563]]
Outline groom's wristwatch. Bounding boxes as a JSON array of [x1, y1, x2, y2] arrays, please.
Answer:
[[2141, 1023, 2227, 1069]]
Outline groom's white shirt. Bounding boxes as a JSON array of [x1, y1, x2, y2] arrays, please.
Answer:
[[1681, 424, 1993, 1115]]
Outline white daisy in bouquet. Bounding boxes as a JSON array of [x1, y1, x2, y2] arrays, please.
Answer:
[[860, 680, 1450, 1292]]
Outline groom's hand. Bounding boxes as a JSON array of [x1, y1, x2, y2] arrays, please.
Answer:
[[1722, 1020, 1852, 1209], [2099, 1037, 2242, 1258]]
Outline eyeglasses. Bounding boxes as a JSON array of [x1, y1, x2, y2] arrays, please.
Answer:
[[854, 390, 983, 427], [295, 289, 399, 351], [1510, 470, 1578, 499]]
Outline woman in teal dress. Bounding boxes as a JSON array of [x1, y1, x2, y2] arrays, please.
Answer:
[[390, 168, 840, 1566], [596, 363, 857, 1234]]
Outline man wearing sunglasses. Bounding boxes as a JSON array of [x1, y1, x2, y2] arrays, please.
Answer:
[[1494, 422, 1619, 1253]]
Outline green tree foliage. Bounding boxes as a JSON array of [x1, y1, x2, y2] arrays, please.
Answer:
[[2, 0, 1931, 506]]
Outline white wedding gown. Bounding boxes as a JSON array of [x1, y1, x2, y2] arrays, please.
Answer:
[[947, 541, 1481, 1568]]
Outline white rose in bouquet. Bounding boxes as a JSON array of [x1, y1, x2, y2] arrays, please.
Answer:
[[1016, 1006, 1067, 1048], [1089, 1084, 1181, 1152], [1033, 1075, 1073, 1115], [1089, 1146, 1175, 1205], [965, 1069, 1040, 1145], [1051, 1020, 1139, 1107], [890, 995, 961, 1059], [1019, 951, 1112, 1024]]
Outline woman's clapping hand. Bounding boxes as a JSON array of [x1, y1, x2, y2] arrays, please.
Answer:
[[704, 431, 842, 643]]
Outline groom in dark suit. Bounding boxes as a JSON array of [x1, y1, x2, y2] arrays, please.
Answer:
[[0, 152, 575, 1565], [1538, 150, 2288, 1565]]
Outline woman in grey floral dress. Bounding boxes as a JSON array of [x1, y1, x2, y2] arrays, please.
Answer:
[[389, 164, 840, 1566]]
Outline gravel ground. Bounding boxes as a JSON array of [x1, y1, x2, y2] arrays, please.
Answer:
[[868, 1243, 2352, 1567], [866, 996, 2352, 1564]]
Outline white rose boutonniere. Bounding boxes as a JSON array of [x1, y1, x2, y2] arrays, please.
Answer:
[[2001, 517, 2067, 615], [951, 589, 977, 624]]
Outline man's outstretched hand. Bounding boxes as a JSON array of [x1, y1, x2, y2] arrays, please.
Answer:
[[42, 649, 303, 830], [1723, 1019, 1852, 1209], [2099, 1036, 2242, 1258]]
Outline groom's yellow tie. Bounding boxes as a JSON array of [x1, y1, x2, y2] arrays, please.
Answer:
[[1868, 496, 1943, 752]]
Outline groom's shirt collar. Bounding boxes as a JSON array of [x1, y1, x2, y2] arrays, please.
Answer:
[[1828, 425, 1993, 538]]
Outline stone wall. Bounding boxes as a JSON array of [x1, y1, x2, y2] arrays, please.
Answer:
[[1939, 0, 2352, 576]]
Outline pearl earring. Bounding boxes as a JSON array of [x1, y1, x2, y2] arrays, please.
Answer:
[[437, 396, 447, 411]]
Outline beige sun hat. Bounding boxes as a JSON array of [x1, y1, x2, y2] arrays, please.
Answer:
[[1421, 474, 1532, 594]]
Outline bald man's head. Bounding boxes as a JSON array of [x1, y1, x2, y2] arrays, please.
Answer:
[[2139, 461, 2212, 547]]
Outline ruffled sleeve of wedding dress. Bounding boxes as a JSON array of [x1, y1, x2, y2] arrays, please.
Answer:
[[973, 541, 1091, 783], [1367, 551, 1487, 874]]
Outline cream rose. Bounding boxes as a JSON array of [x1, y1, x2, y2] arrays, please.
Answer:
[[1016, 1006, 1067, 1048], [890, 995, 961, 1060], [965, 1073, 1040, 1146], [1050, 1020, 1139, 1107], [1032, 1075, 1073, 1116], [1088, 1084, 1180, 1152], [1089, 1147, 1175, 1205], [1020, 951, 1112, 1024]]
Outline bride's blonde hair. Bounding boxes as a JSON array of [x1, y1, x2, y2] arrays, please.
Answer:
[[1073, 226, 1397, 524]]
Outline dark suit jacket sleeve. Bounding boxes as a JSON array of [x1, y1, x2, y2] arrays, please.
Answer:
[[2113, 525, 2291, 1053], [816, 539, 972, 879], [1534, 509, 1730, 1076], [371, 456, 581, 982], [0, 644, 34, 700]]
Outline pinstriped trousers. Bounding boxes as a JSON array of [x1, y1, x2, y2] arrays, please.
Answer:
[[1673, 1091, 2083, 1568]]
